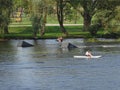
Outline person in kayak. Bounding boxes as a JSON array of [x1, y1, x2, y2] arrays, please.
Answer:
[[85, 50, 93, 58]]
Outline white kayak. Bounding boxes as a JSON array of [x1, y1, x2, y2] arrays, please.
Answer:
[[74, 55, 101, 58]]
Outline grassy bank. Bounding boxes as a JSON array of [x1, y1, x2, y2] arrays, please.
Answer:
[[0, 25, 118, 39], [1, 26, 88, 39]]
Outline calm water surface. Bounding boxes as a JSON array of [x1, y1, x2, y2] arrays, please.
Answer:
[[0, 39, 120, 90]]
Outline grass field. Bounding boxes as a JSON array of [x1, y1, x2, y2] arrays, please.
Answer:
[[0, 25, 92, 39], [0, 25, 119, 41]]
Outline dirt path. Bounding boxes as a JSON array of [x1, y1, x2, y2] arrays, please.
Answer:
[[9, 24, 83, 27]]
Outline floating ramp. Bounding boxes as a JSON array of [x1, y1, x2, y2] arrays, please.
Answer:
[[17, 41, 34, 47], [61, 42, 78, 50]]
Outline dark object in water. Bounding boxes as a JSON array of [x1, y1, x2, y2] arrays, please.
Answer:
[[18, 41, 34, 47], [67, 43, 78, 50]]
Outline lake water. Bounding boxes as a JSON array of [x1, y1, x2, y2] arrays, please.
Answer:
[[0, 39, 120, 90]]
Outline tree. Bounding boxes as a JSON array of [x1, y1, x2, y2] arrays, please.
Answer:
[[93, 0, 120, 38], [0, 0, 13, 34], [37, 0, 48, 37], [69, 0, 101, 31], [56, 0, 68, 35], [31, 16, 41, 38], [31, 0, 48, 38], [69, 0, 120, 37], [68, 0, 107, 31]]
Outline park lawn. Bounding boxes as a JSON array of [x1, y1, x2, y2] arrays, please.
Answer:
[[1, 25, 106, 39], [2, 26, 90, 39]]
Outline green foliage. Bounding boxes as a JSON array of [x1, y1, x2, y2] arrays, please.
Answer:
[[31, 15, 41, 37], [9, 26, 33, 34], [107, 6, 120, 38], [94, 5, 120, 38], [88, 24, 101, 37], [0, 0, 13, 34], [1, 0, 120, 39]]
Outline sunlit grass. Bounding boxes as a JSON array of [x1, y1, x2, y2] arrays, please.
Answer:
[[3, 25, 90, 39]]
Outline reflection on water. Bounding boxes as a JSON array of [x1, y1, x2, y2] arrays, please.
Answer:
[[0, 39, 120, 90]]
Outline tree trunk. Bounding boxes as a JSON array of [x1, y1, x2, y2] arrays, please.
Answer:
[[4, 25, 9, 34], [60, 23, 68, 35], [40, 23, 45, 36], [56, 0, 68, 36], [83, 11, 92, 31], [40, 7, 47, 36]]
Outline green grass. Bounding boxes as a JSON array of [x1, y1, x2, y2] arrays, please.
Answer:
[[8, 15, 87, 39], [9, 26, 83, 34], [2, 25, 90, 39], [9, 26, 33, 34], [2, 25, 118, 39]]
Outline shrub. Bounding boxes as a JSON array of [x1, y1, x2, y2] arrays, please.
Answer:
[[88, 24, 101, 37]]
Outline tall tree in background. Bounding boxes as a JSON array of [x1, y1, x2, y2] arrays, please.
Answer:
[[39, 0, 48, 36], [0, 0, 13, 34], [56, 0, 68, 35], [69, 0, 120, 36], [31, 0, 49, 38], [69, 0, 100, 31], [94, 0, 120, 38]]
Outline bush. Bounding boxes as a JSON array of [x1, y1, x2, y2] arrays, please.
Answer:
[[88, 24, 101, 37]]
